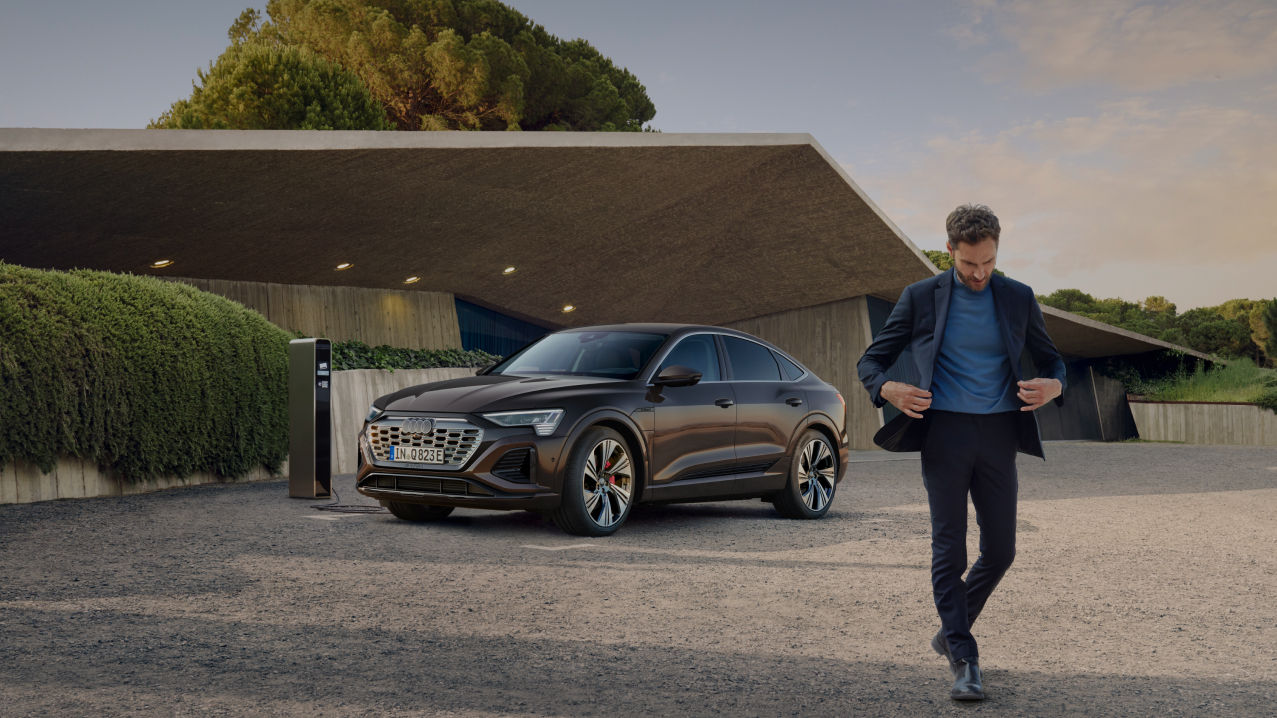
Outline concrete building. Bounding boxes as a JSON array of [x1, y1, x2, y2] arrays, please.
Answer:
[[0, 129, 1204, 448]]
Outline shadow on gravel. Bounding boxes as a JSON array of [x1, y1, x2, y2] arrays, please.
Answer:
[[1, 606, 1271, 717]]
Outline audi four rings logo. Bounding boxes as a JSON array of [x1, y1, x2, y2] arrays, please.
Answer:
[[401, 418, 434, 436]]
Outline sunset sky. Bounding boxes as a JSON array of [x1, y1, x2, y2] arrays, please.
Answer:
[[3, 0, 1273, 309]]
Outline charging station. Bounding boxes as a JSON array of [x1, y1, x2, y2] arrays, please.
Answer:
[[289, 338, 333, 498]]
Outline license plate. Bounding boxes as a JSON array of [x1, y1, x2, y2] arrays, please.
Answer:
[[388, 446, 445, 463]]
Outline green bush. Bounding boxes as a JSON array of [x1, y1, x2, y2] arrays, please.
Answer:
[[1138, 357, 1277, 414], [331, 340, 500, 371], [0, 263, 291, 481]]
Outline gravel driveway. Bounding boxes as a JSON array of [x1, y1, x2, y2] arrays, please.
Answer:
[[1, 441, 1274, 716]]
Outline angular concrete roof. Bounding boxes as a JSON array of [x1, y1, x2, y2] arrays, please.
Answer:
[[0, 128, 1200, 360], [0, 129, 932, 329]]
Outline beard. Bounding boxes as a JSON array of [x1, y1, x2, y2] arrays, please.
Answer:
[[954, 265, 990, 291]]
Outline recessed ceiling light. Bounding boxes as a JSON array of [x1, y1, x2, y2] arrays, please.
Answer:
[[502, 266, 518, 275], [150, 259, 173, 268], [403, 276, 420, 284], [335, 262, 354, 271], [562, 304, 576, 313]]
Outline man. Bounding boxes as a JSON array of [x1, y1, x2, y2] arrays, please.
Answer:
[[856, 204, 1065, 701]]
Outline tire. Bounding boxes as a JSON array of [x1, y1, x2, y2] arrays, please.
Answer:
[[772, 429, 838, 519], [551, 427, 637, 536], [385, 501, 455, 522]]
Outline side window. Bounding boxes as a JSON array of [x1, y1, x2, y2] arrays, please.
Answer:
[[657, 334, 721, 381], [722, 336, 781, 381], [774, 352, 805, 381]]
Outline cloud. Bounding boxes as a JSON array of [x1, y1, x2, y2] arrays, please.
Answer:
[[946, 0, 998, 47], [960, 0, 1277, 90], [853, 101, 1277, 307]]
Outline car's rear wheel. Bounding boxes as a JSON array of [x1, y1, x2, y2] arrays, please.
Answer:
[[552, 427, 636, 536], [385, 501, 455, 522], [773, 429, 837, 519]]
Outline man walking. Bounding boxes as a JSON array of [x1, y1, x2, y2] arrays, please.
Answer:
[[856, 204, 1065, 701]]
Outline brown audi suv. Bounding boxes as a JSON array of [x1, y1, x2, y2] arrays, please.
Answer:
[[355, 324, 849, 536]]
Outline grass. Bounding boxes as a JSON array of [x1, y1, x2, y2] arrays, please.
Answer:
[[1139, 358, 1277, 405]]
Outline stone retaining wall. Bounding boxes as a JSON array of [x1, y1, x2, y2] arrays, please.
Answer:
[[0, 458, 280, 505], [1129, 400, 1277, 446]]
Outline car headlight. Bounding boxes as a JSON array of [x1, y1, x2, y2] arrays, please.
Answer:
[[480, 409, 565, 436], [366, 404, 385, 423]]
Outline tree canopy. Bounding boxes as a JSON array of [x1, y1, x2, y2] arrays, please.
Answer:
[[153, 0, 656, 132], [1036, 287, 1273, 365], [151, 39, 391, 130]]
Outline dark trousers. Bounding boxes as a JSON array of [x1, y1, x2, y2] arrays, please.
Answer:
[[920, 410, 1020, 662]]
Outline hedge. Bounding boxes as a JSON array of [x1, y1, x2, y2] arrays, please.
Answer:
[[0, 263, 290, 481], [330, 339, 500, 371]]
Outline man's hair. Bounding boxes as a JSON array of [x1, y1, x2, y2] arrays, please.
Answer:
[[946, 204, 1001, 246]]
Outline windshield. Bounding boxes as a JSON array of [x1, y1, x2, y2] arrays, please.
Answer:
[[489, 331, 668, 379]]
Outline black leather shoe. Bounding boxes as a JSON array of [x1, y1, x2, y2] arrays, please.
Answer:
[[950, 658, 985, 701], [930, 630, 953, 665]]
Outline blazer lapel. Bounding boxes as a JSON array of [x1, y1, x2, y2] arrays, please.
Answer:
[[990, 274, 1021, 379], [924, 270, 953, 390]]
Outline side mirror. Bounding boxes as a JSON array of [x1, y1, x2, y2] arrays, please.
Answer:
[[652, 364, 703, 388]]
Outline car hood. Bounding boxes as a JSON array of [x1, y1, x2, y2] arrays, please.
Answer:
[[378, 374, 626, 414]]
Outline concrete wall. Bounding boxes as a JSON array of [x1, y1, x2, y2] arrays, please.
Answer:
[[330, 368, 477, 474], [171, 277, 463, 349], [1129, 401, 1277, 446], [727, 296, 880, 450], [0, 458, 279, 505]]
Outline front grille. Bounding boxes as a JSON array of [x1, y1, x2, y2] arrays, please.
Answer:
[[491, 448, 534, 483], [366, 418, 483, 468], [365, 475, 493, 497]]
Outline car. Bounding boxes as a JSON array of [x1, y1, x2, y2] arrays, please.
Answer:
[[354, 323, 849, 536]]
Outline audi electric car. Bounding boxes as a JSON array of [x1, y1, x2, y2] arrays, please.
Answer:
[[355, 324, 849, 536]]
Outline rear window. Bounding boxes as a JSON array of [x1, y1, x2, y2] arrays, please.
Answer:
[[774, 352, 805, 381], [722, 336, 781, 381]]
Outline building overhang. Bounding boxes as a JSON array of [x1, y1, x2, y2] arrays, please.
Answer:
[[1, 129, 934, 330], [1, 128, 1201, 359]]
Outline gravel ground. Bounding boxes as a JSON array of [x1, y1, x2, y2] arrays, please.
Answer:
[[1, 441, 1274, 716]]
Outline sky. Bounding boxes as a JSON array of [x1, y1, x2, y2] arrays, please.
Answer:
[[2, 0, 1274, 310]]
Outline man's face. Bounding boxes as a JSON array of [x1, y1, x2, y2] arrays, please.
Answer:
[[948, 237, 998, 292]]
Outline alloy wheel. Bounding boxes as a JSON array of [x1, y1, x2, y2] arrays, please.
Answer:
[[798, 438, 836, 511], [581, 438, 634, 528]]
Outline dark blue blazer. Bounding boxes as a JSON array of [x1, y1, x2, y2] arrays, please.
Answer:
[[857, 270, 1067, 459]]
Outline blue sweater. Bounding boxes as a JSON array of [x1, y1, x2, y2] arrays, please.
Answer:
[[930, 271, 1021, 414]]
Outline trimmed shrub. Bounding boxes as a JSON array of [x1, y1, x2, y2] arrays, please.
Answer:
[[331, 340, 500, 371], [0, 263, 290, 481]]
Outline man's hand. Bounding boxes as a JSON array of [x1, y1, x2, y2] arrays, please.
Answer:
[[881, 380, 932, 419], [1018, 378, 1062, 411]]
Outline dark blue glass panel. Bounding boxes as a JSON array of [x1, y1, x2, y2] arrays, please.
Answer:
[[454, 299, 549, 359]]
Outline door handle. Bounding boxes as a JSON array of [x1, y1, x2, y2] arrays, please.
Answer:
[[786, 397, 803, 406], [715, 398, 735, 408]]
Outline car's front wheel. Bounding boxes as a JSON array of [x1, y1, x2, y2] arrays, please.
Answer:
[[552, 427, 636, 536], [385, 502, 455, 522], [773, 429, 837, 519]]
